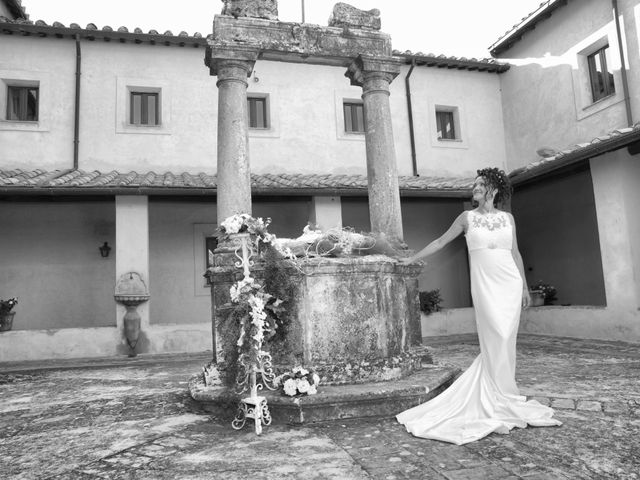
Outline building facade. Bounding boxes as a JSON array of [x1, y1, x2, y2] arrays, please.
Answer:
[[0, 0, 639, 361]]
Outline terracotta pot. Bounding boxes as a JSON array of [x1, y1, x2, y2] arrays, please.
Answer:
[[530, 290, 545, 307], [0, 312, 15, 332]]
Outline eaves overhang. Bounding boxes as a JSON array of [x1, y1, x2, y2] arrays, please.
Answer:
[[0, 171, 474, 198], [0, 18, 208, 47], [509, 124, 640, 186], [489, 0, 568, 57]]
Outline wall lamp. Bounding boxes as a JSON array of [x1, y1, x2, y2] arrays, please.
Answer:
[[99, 241, 112, 258]]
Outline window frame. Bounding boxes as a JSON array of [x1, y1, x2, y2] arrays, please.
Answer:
[[116, 78, 170, 135], [6, 84, 39, 122], [247, 94, 270, 130], [435, 110, 456, 140], [130, 91, 159, 126], [587, 45, 615, 103], [434, 107, 461, 142], [343, 101, 365, 134]]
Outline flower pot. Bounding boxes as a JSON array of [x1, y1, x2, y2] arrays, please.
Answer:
[[530, 290, 545, 307], [0, 312, 15, 332]]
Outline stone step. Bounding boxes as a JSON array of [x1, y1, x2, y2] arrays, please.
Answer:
[[189, 363, 460, 425]]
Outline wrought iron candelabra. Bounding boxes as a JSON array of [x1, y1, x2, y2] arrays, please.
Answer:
[[229, 233, 278, 435]]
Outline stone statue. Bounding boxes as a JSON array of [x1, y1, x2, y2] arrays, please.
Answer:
[[221, 0, 278, 20], [328, 2, 381, 30]]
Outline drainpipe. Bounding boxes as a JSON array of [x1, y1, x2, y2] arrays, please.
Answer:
[[73, 34, 81, 169], [612, 0, 633, 126], [405, 59, 418, 176]]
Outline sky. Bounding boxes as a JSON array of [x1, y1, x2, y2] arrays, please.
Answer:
[[19, 0, 545, 58]]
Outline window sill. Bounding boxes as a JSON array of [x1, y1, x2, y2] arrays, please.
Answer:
[[432, 137, 468, 149], [0, 120, 48, 132], [576, 93, 623, 121], [337, 131, 366, 142], [248, 127, 280, 139], [116, 123, 171, 135], [585, 93, 616, 109]]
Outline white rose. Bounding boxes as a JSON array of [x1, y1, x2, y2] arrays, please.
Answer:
[[283, 378, 298, 396], [308, 384, 317, 395], [297, 378, 310, 394]]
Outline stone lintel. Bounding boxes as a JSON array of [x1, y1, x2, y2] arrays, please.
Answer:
[[346, 54, 402, 87], [209, 15, 392, 67], [205, 43, 260, 76]]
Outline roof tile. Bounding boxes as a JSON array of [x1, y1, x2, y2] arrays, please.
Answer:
[[0, 170, 475, 196]]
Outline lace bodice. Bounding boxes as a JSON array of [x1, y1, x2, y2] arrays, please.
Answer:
[[465, 210, 513, 252]]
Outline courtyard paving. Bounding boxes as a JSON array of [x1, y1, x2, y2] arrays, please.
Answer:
[[0, 334, 638, 479]]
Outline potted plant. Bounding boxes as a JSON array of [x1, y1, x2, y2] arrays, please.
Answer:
[[529, 281, 557, 306], [0, 297, 18, 332], [419, 289, 442, 315]]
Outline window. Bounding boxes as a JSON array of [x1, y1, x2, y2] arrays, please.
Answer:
[[130, 91, 159, 125], [248, 96, 268, 129], [436, 110, 456, 140], [343, 101, 365, 133], [7, 85, 38, 121], [587, 46, 615, 102], [205, 236, 218, 269]]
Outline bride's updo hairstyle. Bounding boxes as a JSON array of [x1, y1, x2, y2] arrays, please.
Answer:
[[476, 167, 512, 207]]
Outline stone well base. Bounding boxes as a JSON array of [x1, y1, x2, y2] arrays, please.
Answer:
[[189, 363, 460, 424]]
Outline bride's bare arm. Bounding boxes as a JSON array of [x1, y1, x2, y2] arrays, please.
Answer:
[[401, 212, 467, 264]]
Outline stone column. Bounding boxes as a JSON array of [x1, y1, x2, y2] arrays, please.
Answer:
[[309, 196, 343, 231], [207, 47, 259, 221], [346, 55, 403, 243]]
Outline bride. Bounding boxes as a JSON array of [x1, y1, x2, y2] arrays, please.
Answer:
[[397, 167, 561, 445]]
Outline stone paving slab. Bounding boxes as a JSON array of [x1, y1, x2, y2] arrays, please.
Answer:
[[0, 334, 638, 479]]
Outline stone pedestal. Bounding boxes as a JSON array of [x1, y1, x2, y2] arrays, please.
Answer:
[[210, 255, 423, 375], [346, 55, 404, 244]]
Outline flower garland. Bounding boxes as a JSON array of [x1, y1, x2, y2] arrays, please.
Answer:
[[217, 214, 290, 363], [230, 276, 283, 360]]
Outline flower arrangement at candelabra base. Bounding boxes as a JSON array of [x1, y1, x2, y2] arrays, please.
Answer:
[[216, 214, 287, 435], [0, 297, 18, 332], [202, 361, 225, 387], [275, 366, 321, 396]]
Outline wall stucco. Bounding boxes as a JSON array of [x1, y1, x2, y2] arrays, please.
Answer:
[[341, 197, 471, 308], [1, 33, 507, 178], [496, 0, 636, 170], [0, 200, 115, 330], [511, 167, 606, 306]]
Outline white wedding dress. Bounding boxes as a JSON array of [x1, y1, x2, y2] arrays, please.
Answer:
[[397, 210, 561, 445]]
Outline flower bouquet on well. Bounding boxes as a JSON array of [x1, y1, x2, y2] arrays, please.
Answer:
[[219, 213, 272, 240], [275, 366, 321, 397]]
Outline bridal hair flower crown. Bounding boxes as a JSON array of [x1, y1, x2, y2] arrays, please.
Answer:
[[476, 167, 512, 203]]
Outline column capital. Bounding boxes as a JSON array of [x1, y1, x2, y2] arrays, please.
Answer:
[[205, 44, 260, 78], [345, 55, 402, 89]]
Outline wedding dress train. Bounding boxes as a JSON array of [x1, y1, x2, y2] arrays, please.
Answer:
[[397, 210, 561, 445]]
